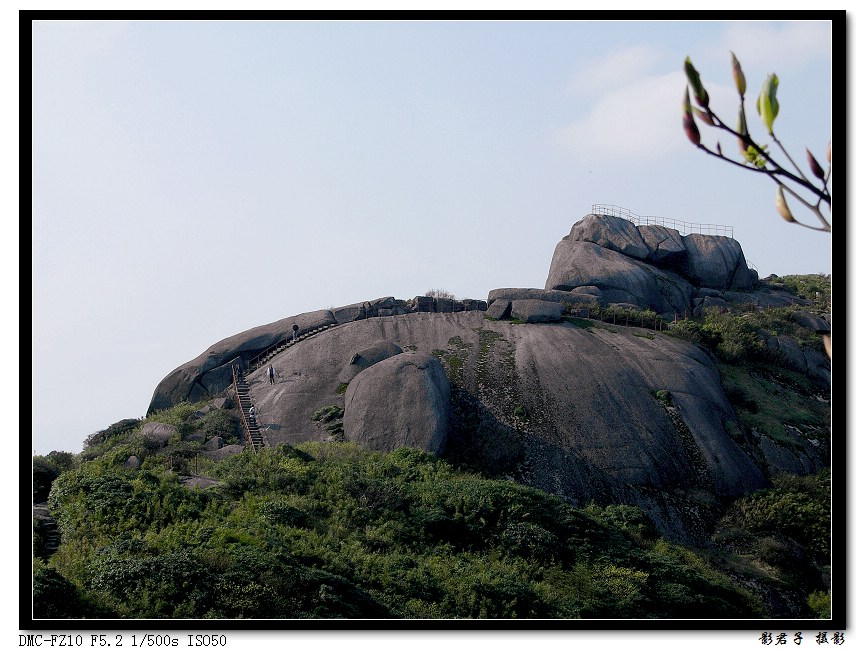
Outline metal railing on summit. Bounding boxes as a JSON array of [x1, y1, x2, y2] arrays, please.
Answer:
[[590, 204, 733, 238]]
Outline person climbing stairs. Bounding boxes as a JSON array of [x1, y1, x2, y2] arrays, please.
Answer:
[[248, 323, 338, 372], [232, 367, 264, 452]]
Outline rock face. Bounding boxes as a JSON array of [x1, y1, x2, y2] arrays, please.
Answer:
[[226, 310, 770, 542], [485, 299, 511, 320], [566, 213, 651, 259], [510, 299, 563, 323], [791, 311, 831, 333], [147, 211, 828, 542], [149, 309, 337, 413], [343, 352, 450, 455], [764, 334, 831, 389], [638, 224, 687, 267], [545, 213, 755, 316], [488, 288, 588, 306], [680, 234, 753, 291], [148, 297, 486, 413], [546, 240, 695, 316], [338, 342, 404, 385]]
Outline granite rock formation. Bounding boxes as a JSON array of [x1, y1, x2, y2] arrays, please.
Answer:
[[544, 213, 756, 317], [146, 212, 829, 542]]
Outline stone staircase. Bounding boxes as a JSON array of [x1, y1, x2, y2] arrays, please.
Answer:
[[33, 504, 61, 558], [248, 323, 338, 372], [235, 323, 341, 453], [233, 370, 264, 453]]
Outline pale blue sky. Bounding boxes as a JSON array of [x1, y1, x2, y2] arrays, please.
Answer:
[[32, 19, 834, 454]]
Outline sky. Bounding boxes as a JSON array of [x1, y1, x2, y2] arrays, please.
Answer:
[[32, 19, 834, 456]]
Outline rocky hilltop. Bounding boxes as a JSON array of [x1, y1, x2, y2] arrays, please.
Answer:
[[546, 213, 753, 314], [148, 213, 830, 542]]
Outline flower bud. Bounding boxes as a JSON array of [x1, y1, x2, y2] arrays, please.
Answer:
[[756, 74, 779, 134], [827, 141, 831, 163], [776, 186, 796, 223], [806, 148, 825, 180], [682, 87, 701, 145], [683, 113, 701, 146], [730, 52, 746, 97], [695, 108, 713, 126], [682, 86, 693, 116], [736, 106, 748, 153], [684, 57, 710, 108]]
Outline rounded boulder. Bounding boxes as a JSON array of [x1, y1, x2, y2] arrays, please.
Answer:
[[343, 352, 451, 454]]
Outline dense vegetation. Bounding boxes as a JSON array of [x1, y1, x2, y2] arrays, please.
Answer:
[[32, 434, 830, 620], [32, 275, 832, 621], [36, 435, 765, 619]]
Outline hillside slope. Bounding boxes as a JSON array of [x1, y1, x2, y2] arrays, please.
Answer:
[[242, 310, 764, 542]]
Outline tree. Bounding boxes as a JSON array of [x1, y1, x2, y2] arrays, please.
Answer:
[[681, 53, 831, 233]]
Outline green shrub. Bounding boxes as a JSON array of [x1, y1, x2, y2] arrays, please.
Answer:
[[33, 560, 91, 618], [807, 590, 831, 618], [33, 457, 60, 502], [84, 419, 141, 449], [585, 565, 649, 617], [312, 406, 344, 423], [584, 504, 660, 543], [774, 274, 831, 306], [198, 409, 240, 444], [718, 470, 830, 566], [260, 501, 309, 528]]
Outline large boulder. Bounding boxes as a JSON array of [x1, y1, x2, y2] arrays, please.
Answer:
[[724, 287, 810, 309], [140, 422, 176, 448], [637, 224, 688, 268], [511, 299, 563, 323], [461, 299, 487, 312], [545, 240, 693, 317], [803, 347, 831, 389], [488, 288, 586, 306], [331, 301, 369, 324], [210, 397, 230, 410], [343, 352, 451, 454], [791, 311, 831, 333], [758, 432, 824, 477], [337, 341, 404, 385], [202, 444, 245, 460], [764, 335, 830, 389], [485, 299, 511, 320], [681, 233, 753, 291], [566, 213, 651, 259], [545, 214, 755, 312]]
